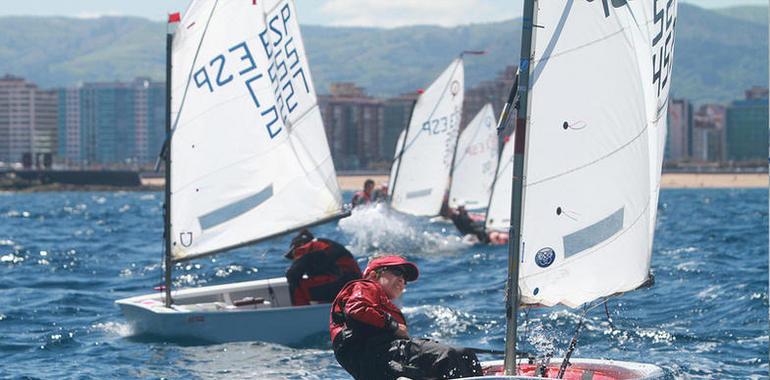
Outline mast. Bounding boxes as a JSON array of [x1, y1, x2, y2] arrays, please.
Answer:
[[388, 98, 417, 204], [504, 0, 537, 374], [163, 31, 173, 308], [484, 69, 517, 228], [481, 140, 504, 228]]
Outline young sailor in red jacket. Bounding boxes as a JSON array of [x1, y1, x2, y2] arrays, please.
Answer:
[[330, 255, 482, 379], [285, 229, 362, 306], [350, 179, 375, 208]]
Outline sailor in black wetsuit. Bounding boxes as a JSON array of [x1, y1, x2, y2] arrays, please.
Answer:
[[450, 205, 490, 244]]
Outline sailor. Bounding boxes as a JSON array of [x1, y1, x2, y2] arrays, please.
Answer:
[[372, 183, 389, 203], [351, 179, 375, 208], [285, 229, 362, 306], [450, 203, 490, 244], [330, 255, 483, 380]]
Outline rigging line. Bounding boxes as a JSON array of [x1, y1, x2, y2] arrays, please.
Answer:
[[170, 0, 220, 136], [526, 121, 650, 188], [536, 350, 553, 378], [654, 94, 671, 121], [284, 105, 344, 201], [533, 18, 655, 68], [392, 59, 463, 163], [518, 201, 652, 291], [252, 2, 336, 195], [171, 129, 321, 194], [604, 301, 618, 331], [522, 307, 531, 344], [265, 4, 342, 200], [172, 101, 330, 194], [556, 304, 589, 379], [530, 0, 574, 86]]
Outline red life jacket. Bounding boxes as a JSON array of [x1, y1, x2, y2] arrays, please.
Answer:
[[351, 191, 372, 207], [287, 239, 361, 306], [329, 279, 406, 344]]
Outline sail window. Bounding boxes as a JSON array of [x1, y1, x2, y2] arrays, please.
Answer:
[[562, 208, 624, 258], [198, 185, 274, 230], [406, 188, 432, 199]]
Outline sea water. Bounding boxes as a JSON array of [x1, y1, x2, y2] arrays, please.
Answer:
[[0, 189, 766, 379]]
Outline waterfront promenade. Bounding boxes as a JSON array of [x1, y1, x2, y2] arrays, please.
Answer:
[[1, 171, 767, 191], [337, 173, 769, 191]]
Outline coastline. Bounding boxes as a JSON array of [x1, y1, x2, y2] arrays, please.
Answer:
[[336, 173, 768, 191], [659, 173, 768, 189], [1, 173, 766, 192]]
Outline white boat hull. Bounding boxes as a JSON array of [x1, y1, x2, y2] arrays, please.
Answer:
[[116, 277, 330, 345], [467, 358, 665, 379]]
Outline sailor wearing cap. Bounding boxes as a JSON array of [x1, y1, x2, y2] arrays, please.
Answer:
[[330, 255, 482, 379]]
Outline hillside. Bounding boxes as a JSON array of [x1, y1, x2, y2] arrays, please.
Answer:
[[715, 5, 768, 25], [0, 3, 766, 104]]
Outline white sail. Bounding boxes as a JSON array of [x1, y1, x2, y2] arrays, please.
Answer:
[[448, 103, 498, 211], [516, 1, 678, 307], [388, 129, 406, 195], [390, 58, 464, 216], [485, 135, 514, 232], [169, 0, 344, 261]]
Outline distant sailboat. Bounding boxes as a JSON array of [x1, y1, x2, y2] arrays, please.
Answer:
[[448, 103, 499, 212], [484, 134, 514, 234], [470, 0, 679, 377], [116, 0, 348, 345], [389, 58, 465, 216]]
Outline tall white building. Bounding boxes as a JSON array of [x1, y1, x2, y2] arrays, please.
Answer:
[[0, 75, 57, 166]]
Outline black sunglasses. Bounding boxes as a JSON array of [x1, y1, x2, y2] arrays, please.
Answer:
[[383, 266, 406, 278]]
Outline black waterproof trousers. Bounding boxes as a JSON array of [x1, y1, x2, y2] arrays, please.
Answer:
[[334, 332, 483, 380]]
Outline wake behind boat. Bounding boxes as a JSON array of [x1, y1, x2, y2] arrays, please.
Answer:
[[116, 0, 347, 345]]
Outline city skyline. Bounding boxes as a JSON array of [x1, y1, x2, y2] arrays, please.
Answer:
[[0, 0, 765, 27], [2, 72, 766, 169]]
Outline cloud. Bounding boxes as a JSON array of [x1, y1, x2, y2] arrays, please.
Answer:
[[315, 0, 519, 28], [74, 11, 124, 19]]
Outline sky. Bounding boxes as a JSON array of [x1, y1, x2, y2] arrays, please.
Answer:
[[0, 0, 766, 28]]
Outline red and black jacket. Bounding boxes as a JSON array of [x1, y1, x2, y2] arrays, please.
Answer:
[[351, 191, 372, 207], [286, 238, 361, 306], [329, 279, 406, 346]]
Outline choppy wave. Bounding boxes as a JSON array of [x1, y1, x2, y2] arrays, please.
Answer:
[[0, 189, 766, 378], [339, 203, 468, 255]]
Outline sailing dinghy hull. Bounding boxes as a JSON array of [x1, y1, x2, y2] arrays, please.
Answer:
[[467, 359, 664, 380], [116, 277, 329, 345]]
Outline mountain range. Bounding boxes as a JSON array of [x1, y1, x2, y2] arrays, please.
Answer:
[[0, 3, 766, 105]]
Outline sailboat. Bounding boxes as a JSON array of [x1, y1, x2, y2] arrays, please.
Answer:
[[470, 0, 678, 377], [448, 103, 499, 212], [115, 0, 348, 345], [484, 134, 514, 235], [389, 58, 465, 216]]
